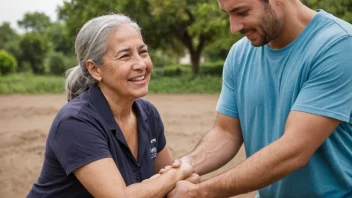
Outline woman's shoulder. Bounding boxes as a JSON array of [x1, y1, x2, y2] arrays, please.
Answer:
[[53, 96, 96, 129]]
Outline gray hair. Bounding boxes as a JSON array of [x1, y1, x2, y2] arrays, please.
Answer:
[[65, 14, 141, 101]]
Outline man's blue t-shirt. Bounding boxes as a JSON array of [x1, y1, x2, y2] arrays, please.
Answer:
[[27, 85, 166, 197], [217, 10, 352, 197]]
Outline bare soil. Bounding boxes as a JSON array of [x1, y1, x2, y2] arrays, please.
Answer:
[[0, 94, 256, 198]]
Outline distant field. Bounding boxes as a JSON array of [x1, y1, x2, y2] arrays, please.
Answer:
[[0, 73, 222, 94]]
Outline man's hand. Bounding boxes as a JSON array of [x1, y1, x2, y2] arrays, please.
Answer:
[[184, 173, 200, 184], [167, 180, 201, 198]]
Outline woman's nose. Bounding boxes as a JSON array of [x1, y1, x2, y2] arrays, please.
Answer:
[[132, 55, 147, 70]]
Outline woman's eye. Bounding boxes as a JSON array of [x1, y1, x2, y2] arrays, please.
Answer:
[[119, 54, 129, 59], [140, 50, 149, 57]]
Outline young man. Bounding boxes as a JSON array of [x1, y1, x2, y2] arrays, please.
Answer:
[[166, 0, 352, 197]]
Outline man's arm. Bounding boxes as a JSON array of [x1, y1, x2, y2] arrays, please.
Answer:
[[169, 111, 340, 198], [182, 112, 244, 175]]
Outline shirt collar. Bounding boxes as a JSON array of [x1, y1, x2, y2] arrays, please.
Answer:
[[88, 84, 149, 131]]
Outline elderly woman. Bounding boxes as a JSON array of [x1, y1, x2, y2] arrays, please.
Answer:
[[27, 14, 195, 198]]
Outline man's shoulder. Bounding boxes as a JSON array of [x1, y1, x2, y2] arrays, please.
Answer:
[[319, 10, 352, 36], [304, 11, 352, 56]]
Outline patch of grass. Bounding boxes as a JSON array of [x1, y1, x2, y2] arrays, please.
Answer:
[[0, 73, 222, 94], [0, 73, 65, 94], [149, 74, 222, 94]]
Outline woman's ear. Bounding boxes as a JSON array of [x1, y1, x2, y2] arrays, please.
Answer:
[[86, 60, 102, 81]]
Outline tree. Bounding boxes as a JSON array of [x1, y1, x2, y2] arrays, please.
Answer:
[[58, 0, 231, 74], [19, 33, 49, 74], [146, 0, 229, 74], [44, 22, 73, 55], [0, 22, 19, 50], [18, 12, 51, 33]]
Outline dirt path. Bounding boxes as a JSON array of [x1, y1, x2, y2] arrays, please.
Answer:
[[0, 94, 255, 198]]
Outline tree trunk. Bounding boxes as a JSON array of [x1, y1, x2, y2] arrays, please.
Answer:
[[190, 50, 200, 74]]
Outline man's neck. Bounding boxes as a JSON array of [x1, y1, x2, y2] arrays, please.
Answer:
[[269, 1, 316, 49]]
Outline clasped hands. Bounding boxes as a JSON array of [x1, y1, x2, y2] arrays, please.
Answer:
[[160, 158, 202, 198]]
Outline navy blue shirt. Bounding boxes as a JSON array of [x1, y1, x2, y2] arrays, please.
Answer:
[[27, 85, 166, 198]]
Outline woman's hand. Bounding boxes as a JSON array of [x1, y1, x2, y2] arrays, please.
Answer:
[[159, 157, 193, 174], [177, 161, 193, 180], [158, 158, 199, 184]]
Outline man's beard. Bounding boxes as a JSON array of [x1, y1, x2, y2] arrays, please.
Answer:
[[249, 4, 282, 47]]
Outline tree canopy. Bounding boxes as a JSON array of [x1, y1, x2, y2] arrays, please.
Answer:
[[17, 12, 52, 33], [58, 0, 230, 74]]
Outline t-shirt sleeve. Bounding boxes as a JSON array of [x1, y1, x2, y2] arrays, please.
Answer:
[[155, 108, 166, 153], [51, 115, 112, 175], [216, 45, 239, 118], [292, 36, 352, 123]]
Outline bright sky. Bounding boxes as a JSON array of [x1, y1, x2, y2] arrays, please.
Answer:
[[0, 0, 64, 33]]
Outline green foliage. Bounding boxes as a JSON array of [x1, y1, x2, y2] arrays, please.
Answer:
[[163, 65, 183, 77], [200, 61, 224, 76], [147, 0, 229, 73], [150, 50, 177, 68], [0, 73, 65, 94], [47, 52, 68, 75], [58, 0, 232, 74], [58, 0, 121, 44], [0, 22, 19, 50], [19, 33, 49, 74], [44, 22, 73, 55], [18, 61, 33, 73], [162, 64, 192, 77], [18, 12, 51, 33], [302, 0, 352, 23], [0, 50, 18, 75], [0, 72, 222, 94], [149, 74, 221, 94]]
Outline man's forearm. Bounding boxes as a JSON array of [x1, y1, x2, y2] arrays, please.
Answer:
[[185, 127, 243, 175], [196, 136, 307, 198]]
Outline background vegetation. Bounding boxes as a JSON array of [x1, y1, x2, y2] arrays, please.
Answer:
[[0, 0, 351, 94]]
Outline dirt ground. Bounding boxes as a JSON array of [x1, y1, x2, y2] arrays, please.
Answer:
[[0, 93, 256, 198]]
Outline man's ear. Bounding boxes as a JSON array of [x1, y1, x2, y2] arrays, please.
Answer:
[[86, 60, 102, 82]]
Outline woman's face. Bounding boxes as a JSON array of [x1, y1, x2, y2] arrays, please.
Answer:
[[98, 24, 152, 100]]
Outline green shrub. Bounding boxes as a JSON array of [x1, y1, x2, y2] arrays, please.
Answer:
[[19, 33, 48, 74], [163, 64, 191, 77], [0, 73, 222, 94], [163, 65, 183, 77], [18, 61, 33, 73], [47, 52, 67, 75], [0, 50, 17, 75], [149, 74, 222, 93], [200, 61, 224, 76], [150, 50, 176, 68]]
